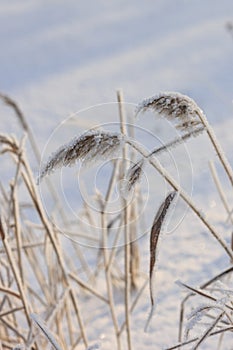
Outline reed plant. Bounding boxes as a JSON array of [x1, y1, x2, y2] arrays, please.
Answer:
[[0, 91, 232, 350]]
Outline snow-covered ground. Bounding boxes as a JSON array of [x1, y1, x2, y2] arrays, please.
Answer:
[[1, 1, 233, 349]]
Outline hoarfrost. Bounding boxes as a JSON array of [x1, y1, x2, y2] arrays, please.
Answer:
[[136, 91, 204, 133], [38, 130, 123, 182]]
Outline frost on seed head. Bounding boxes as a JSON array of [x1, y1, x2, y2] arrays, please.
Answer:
[[136, 91, 204, 133], [123, 159, 144, 195], [38, 131, 123, 182]]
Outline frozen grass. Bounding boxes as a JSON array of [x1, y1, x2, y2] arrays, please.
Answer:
[[0, 92, 232, 350]]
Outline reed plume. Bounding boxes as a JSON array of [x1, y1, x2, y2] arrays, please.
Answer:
[[136, 91, 233, 187], [123, 159, 144, 194], [38, 130, 123, 182], [122, 92, 207, 195], [136, 92, 203, 133]]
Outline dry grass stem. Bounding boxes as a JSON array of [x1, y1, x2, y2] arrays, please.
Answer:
[[100, 200, 121, 350], [125, 126, 205, 194], [209, 161, 233, 221], [31, 313, 64, 350], [1, 90, 232, 349], [191, 312, 225, 350], [117, 89, 132, 350], [178, 266, 233, 343], [69, 272, 109, 304], [125, 137, 233, 260], [177, 281, 233, 312], [164, 325, 233, 350]]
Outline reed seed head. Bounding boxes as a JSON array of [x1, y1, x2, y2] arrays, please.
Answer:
[[38, 130, 123, 182], [136, 92, 204, 133], [124, 159, 144, 194]]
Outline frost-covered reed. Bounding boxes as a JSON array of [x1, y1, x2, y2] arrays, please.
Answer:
[[136, 91, 233, 187], [38, 131, 123, 182], [1, 90, 232, 350], [145, 191, 177, 332], [136, 92, 203, 133]]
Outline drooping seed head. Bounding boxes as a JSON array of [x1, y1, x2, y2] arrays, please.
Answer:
[[136, 92, 204, 133], [124, 159, 144, 194], [38, 130, 123, 182]]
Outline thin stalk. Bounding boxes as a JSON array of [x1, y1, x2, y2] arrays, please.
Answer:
[[117, 89, 132, 350], [127, 118, 140, 290], [0, 317, 27, 342], [0, 286, 21, 299], [101, 208, 121, 350], [192, 312, 224, 350], [64, 297, 74, 348], [129, 202, 140, 290], [23, 230, 52, 303], [209, 160, 233, 256], [20, 155, 88, 347], [197, 110, 233, 187], [10, 140, 24, 282], [0, 92, 69, 226], [119, 279, 148, 335], [150, 126, 205, 158], [209, 161, 233, 224], [106, 216, 124, 271], [101, 160, 122, 273], [0, 307, 24, 318], [11, 184, 24, 283], [1, 227, 31, 326], [178, 266, 233, 343], [28, 289, 69, 348], [125, 137, 233, 260], [165, 326, 233, 350], [68, 272, 109, 304], [2, 235, 40, 350], [178, 281, 233, 312]]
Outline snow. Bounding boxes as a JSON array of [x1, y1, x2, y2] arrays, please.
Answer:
[[1, 0, 233, 349]]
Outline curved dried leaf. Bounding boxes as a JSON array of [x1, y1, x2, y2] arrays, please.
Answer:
[[149, 191, 177, 305], [145, 191, 177, 332]]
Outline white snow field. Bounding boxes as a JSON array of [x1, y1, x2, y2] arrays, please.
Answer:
[[1, 0, 233, 349]]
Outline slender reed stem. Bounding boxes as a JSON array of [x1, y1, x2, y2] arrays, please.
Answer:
[[101, 209, 121, 350], [192, 312, 224, 350], [209, 160, 233, 255], [209, 161, 233, 224], [178, 266, 233, 343], [20, 155, 88, 347], [1, 232, 31, 326], [150, 126, 205, 158], [125, 137, 233, 260], [119, 279, 148, 335], [117, 89, 132, 350], [165, 325, 233, 350], [69, 272, 109, 304], [197, 111, 233, 187]]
